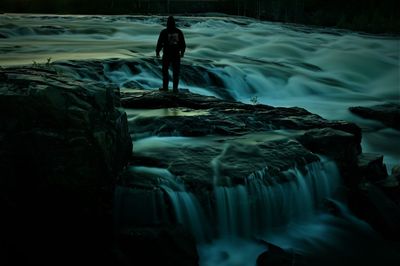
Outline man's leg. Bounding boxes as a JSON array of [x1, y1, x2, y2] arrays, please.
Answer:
[[162, 56, 170, 90], [172, 56, 181, 92]]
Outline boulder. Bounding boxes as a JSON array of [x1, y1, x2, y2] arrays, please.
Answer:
[[0, 67, 132, 264], [122, 90, 361, 190], [122, 90, 361, 140], [116, 226, 199, 266], [127, 137, 319, 190], [257, 242, 308, 266], [357, 153, 388, 182], [348, 182, 400, 240], [349, 103, 400, 130], [297, 128, 360, 163], [296, 127, 361, 186], [376, 164, 400, 206], [391, 164, 400, 180]]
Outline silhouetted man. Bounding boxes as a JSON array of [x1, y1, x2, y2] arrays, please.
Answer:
[[156, 16, 186, 93]]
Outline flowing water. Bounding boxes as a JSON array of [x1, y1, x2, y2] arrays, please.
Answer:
[[114, 154, 400, 266], [1, 13, 398, 168], [2, 14, 399, 265]]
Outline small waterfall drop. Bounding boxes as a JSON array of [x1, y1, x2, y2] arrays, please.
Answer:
[[215, 185, 251, 238], [214, 158, 341, 238], [115, 157, 342, 243], [162, 186, 210, 242]]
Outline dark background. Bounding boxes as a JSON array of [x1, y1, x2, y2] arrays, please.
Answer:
[[1, 0, 399, 33]]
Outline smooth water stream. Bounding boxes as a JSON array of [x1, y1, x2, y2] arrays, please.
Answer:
[[1, 13, 398, 167], [2, 14, 399, 266]]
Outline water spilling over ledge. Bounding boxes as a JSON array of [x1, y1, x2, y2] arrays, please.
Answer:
[[1, 14, 399, 266], [115, 158, 340, 241], [114, 88, 399, 265]]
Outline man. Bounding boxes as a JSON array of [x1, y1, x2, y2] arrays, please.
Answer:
[[156, 16, 186, 93]]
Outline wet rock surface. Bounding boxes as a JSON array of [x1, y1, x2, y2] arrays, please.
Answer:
[[120, 88, 400, 245], [121, 89, 362, 189], [348, 182, 400, 240], [349, 103, 400, 130], [116, 226, 199, 266], [256, 242, 308, 266], [0, 67, 132, 264], [2, 66, 398, 265], [122, 89, 361, 138]]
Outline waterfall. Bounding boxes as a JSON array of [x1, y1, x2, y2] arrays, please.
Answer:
[[213, 158, 340, 238], [162, 186, 210, 242], [215, 185, 251, 238], [115, 157, 341, 243], [114, 186, 168, 229]]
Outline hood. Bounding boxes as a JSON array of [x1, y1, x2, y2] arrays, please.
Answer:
[[167, 16, 176, 30]]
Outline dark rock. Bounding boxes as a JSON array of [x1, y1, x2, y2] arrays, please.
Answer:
[[323, 198, 345, 217], [123, 89, 361, 140], [391, 164, 400, 180], [0, 67, 132, 264], [297, 128, 360, 162], [349, 103, 400, 130], [114, 186, 171, 229], [126, 137, 319, 190], [376, 164, 400, 206], [116, 226, 199, 266], [348, 182, 400, 240], [357, 153, 388, 182], [257, 242, 308, 266], [297, 128, 361, 185]]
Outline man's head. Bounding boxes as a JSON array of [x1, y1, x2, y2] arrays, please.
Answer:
[[167, 16, 176, 30]]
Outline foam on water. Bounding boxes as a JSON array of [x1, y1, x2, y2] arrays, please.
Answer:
[[2, 16, 400, 264], [2, 13, 397, 166]]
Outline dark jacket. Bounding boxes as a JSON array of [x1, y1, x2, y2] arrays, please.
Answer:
[[156, 17, 186, 57]]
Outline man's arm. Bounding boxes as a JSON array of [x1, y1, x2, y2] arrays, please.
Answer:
[[179, 30, 186, 58], [156, 30, 164, 57]]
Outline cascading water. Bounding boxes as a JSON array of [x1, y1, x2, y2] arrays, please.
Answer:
[[215, 185, 251, 238], [116, 157, 341, 236], [1, 14, 397, 168], [212, 158, 341, 239], [2, 14, 399, 266], [162, 186, 210, 242], [112, 132, 400, 266]]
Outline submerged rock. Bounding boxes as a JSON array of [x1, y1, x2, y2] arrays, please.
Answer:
[[357, 153, 388, 182], [122, 90, 361, 138], [116, 226, 199, 266], [349, 103, 400, 130], [0, 67, 132, 264], [257, 242, 308, 266], [2, 65, 395, 264], [122, 89, 361, 190], [297, 127, 361, 177], [348, 182, 400, 240], [128, 136, 319, 190]]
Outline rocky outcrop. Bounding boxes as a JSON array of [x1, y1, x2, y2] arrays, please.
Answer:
[[349, 103, 400, 130], [2, 66, 397, 265], [348, 182, 400, 240], [122, 89, 362, 188], [296, 128, 361, 184], [121, 89, 361, 189], [347, 157, 400, 240], [122, 89, 361, 139], [357, 153, 388, 182], [257, 242, 308, 266], [0, 67, 132, 264], [127, 137, 320, 191], [116, 226, 199, 266], [119, 88, 400, 247]]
